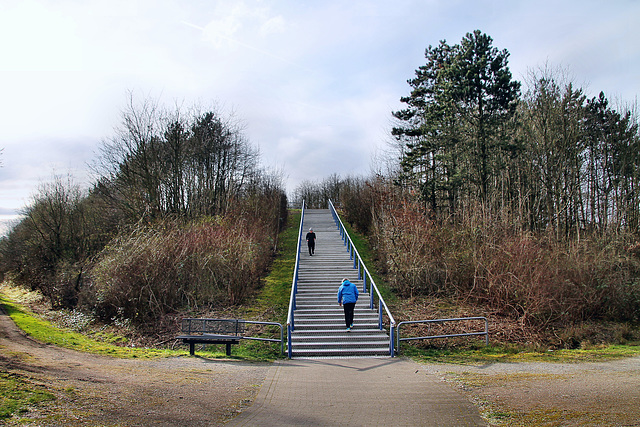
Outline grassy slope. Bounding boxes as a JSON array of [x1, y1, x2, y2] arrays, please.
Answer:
[[0, 293, 170, 359], [0, 211, 303, 362], [2, 208, 638, 365]]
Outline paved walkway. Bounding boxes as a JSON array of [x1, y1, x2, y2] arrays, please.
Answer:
[[228, 357, 486, 426]]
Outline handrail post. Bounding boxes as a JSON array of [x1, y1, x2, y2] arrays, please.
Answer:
[[485, 317, 489, 345], [389, 324, 395, 357]]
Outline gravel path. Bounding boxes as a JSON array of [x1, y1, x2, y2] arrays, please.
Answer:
[[3, 304, 640, 426], [420, 357, 640, 426], [0, 307, 270, 426]]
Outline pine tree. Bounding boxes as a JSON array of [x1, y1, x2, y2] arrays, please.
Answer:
[[393, 30, 520, 215]]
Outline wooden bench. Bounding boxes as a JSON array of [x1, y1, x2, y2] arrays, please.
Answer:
[[177, 318, 245, 356]]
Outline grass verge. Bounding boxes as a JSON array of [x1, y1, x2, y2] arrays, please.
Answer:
[[400, 341, 640, 364], [0, 293, 171, 359], [248, 210, 301, 321]]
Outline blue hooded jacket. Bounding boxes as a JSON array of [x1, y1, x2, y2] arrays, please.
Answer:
[[337, 279, 359, 304]]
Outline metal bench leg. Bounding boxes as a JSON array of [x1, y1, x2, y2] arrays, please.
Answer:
[[225, 343, 232, 356], [189, 342, 195, 356]]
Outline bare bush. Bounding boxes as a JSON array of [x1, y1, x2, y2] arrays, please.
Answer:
[[86, 212, 273, 324], [366, 195, 640, 329], [0, 175, 120, 309]]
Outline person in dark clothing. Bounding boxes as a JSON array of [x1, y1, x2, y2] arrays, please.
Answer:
[[305, 228, 316, 256], [337, 278, 359, 331]]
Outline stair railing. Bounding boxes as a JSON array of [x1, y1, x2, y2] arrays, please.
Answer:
[[328, 200, 396, 357], [286, 200, 305, 359]]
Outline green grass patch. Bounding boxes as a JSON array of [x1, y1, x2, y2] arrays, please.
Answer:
[[401, 341, 640, 364], [249, 210, 301, 322], [0, 294, 173, 359], [0, 372, 55, 420]]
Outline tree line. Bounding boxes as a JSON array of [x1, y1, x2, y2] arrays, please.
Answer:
[[393, 30, 639, 237], [95, 96, 263, 221], [0, 94, 287, 323]]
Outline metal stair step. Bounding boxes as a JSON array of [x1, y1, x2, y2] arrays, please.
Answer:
[[291, 348, 390, 357], [289, 208, 390, 358], [292, 323, 381, 331], [294, 313, 378, 320], [291, 329, 387, 336], [291, 342, 390, 350]]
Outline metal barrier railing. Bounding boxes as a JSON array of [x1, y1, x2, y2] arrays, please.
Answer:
[[328, 200, 396, 357], [396, 317, 489, 354], [286, 201, 305, 359], [240, 320, 284, 355]]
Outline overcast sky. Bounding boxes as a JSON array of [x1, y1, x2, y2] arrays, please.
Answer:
[[1, 0, 639, 233]]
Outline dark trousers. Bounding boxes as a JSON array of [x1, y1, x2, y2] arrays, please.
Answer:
[[308, 241, 315, 255], [343, 302, 356, 327]]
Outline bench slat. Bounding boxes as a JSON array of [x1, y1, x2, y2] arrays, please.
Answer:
[[179, 318, 245, 356], [181, 318, 245, 336]]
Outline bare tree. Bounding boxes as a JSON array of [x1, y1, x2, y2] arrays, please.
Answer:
[[94, 93, 260, 221]]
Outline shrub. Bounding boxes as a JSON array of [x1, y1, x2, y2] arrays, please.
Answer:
[[367, 197, 640, 328], [0, 179, 121, 309], [86, 213, 273, 324]]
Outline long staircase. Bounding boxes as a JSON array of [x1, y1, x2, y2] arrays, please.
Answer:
[[289, 209, 390, 357]]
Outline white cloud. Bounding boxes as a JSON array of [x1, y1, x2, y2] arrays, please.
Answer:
[[260, 15, 285, 37]]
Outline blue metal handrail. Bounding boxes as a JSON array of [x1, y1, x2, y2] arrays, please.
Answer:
[[328, 200, 397, 357], [286, 201, 305, 359], [396, 317, 489, 355], [239, 320, 285, 355]]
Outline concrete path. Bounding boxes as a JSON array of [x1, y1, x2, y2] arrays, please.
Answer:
[[227, 357, 486, 426]]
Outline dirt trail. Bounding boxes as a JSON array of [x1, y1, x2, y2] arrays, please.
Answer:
[[0, 306, 270, 426], [420, 357, 640, 426], [3, 304, 640, 426]]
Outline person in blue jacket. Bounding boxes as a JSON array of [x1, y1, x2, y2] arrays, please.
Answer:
[[337, 278, 359, 331]]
